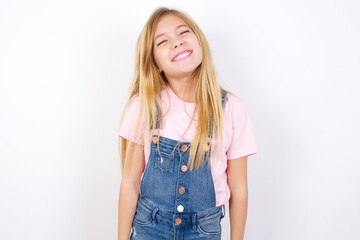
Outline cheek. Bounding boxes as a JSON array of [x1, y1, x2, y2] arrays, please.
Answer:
[[153, 50, 162, 66], [198, 50, 203, 62], [191, 37, 202, 57], [154, 50, 168, 66], [195, 41, 202, 60]]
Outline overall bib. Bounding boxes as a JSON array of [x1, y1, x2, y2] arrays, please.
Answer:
[[130, 91, 228, 240]]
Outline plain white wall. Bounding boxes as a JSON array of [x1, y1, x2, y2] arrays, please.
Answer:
[[1, 0, 359, 239]]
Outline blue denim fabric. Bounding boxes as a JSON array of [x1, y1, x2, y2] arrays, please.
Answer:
[[130, 196, 225, 239], [140, 135, 217, 213], [129, 90, 228, 239]]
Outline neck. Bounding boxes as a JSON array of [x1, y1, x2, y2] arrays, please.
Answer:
[[165, 74, 196, 103]]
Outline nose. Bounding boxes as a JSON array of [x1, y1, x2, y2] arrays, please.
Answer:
[[172, 39, 183, 49]]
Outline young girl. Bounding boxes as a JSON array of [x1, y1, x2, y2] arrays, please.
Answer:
[[118, 7, 257, 240]]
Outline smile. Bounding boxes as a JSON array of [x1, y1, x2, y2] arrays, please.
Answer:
[[172, 50, 192, 62]]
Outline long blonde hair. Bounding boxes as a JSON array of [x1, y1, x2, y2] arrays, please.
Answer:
[[118, 7, 232, 174]]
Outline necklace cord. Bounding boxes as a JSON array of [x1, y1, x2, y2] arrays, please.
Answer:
[[156, 86, 197, 161]]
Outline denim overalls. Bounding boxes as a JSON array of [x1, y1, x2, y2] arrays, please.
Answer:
[[130, 91, 228, 240]]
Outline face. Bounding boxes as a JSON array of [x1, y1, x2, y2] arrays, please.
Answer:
[[153, 14, 202, 80]]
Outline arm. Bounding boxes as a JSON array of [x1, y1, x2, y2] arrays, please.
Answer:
[[118, 138, 145, 240], [227, 156, 248, 240]]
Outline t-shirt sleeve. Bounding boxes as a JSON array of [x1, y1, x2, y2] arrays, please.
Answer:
[[118, 96, 146, 146], [226, 95, 258, 160]]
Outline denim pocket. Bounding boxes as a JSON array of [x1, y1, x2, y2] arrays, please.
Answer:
[[197, 214, 222, 236], [133, 204, 153, 226], [154, 150, 174, 173]]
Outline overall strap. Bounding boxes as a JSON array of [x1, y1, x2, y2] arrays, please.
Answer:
[[153, 101, 161, 129], [220, 90, 228, 108], [208, 90, 228, 137]]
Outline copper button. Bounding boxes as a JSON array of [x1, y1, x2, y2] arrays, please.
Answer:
[[181, 145, 188, 152], [178, 187, 185, 194], [175, 218, 182, 224], [181, 165, 188, 172], [152, 136, 159, 144]]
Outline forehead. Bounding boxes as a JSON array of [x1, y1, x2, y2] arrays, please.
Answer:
[[154, 14, 188, 35]]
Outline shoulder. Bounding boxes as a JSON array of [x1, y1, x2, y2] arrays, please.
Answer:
[[126, 94, 140, 110], [221, 92, 253, 132], [129, 94, 140, 103], [223, 92, 247, 114], [121, 94, 143, 120]]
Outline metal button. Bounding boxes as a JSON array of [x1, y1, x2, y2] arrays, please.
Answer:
[[177, 205, 184, 212], [175, 218, 182, 224], [181, 145, 188, 152], [152, 136, 159, 144], [178, 187, 185, 194], [181, 165, 188, 172]]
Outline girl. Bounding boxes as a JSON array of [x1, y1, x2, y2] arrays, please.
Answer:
[[118, 7, 257, 240]]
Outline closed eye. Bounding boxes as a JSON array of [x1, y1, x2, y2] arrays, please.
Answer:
[[156, 30, 190, 46], [157, 40, 167, 46]]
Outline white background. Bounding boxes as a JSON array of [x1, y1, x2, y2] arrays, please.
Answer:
[[1, 0, 359, 239]]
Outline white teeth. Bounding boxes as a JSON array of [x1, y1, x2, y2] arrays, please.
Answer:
[[174, 51, 191, 61]]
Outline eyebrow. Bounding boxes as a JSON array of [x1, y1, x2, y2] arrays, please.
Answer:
[[154, 24, 189, 41]]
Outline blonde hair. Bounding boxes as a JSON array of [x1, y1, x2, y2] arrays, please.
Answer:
[[118, 7, 232, 174]]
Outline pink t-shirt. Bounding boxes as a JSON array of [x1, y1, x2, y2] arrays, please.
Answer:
[[119, 84, 258, 207]]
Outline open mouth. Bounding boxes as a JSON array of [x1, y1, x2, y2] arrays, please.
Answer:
[[172, 50, 193, 62]]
